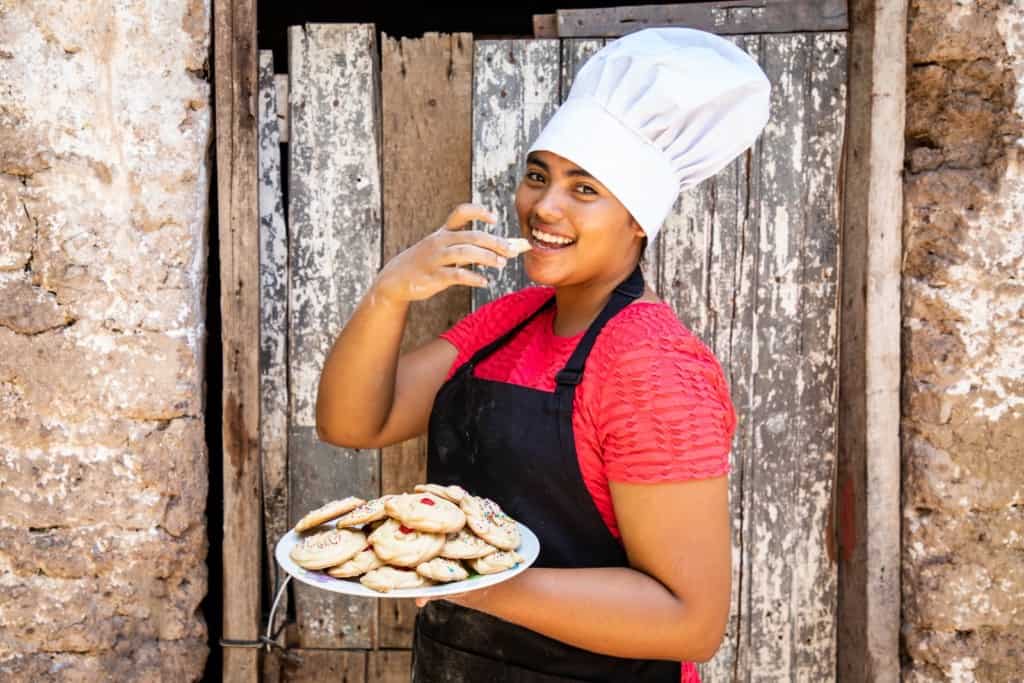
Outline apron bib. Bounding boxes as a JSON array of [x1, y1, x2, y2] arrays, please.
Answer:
[[413, 266, 679, 682]]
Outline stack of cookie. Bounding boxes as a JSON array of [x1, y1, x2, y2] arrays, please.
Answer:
[[288, 484, 524, 593]]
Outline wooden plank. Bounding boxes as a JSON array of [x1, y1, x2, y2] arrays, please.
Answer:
[[471, 40, 560, 309], [657, 34, 846, 680], [837, 1, 905, 681], [282, 649, 366, 683], [557, 1, 848, 37], [275, 74, 289, 143], [368, 650, 413, 683], [533, 14, 558, 38], [258, 48, 290, 651], [287, 22, 382, 650], [378, 31, 475, 649], [214, 0, 261, 680]]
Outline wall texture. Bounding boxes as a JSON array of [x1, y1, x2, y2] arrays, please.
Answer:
[[0, 1, 212, 680], [903, 1, 1024, 681]]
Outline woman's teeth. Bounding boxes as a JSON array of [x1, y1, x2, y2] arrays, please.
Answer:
[[531, 229, 575, 246]]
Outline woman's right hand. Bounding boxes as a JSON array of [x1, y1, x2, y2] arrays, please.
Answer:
[[373, 203, 516, 303]]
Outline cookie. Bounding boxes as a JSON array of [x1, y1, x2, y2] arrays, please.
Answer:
[[507, 237, 532, 256], [294, 496, 365, 533], [468, 550, 523, 575], [325, 548, 384, 578], [360, 566, 433, 593], [386, 492, 466, 534], [289, 528, 366, 570], [440, 529, 498, 560], [460, 495, 520, 551], [335, 495, 395, 528], [416, 557, 469, 583], [368, 518, 446, 568], [413, 483, 468, 505]]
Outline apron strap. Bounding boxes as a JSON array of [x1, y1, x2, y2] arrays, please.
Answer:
[[552, 265, 645, 416], [456, 294, 556, 377]]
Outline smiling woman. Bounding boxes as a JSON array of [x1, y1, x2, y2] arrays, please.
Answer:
[[316, 27, 769, 683]]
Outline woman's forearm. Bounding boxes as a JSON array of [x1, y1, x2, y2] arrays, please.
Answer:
[[315, 283, 408, 445], [455, 566, 721, 663]]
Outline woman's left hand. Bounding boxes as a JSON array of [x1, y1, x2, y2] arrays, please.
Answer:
[[414, 586, 491, 610]]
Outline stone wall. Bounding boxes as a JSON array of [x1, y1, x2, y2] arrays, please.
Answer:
[[903, 1, 1024, 681], [0, 1, 211, 680]]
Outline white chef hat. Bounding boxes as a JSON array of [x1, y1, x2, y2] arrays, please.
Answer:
[[527, 27, 771, 242]]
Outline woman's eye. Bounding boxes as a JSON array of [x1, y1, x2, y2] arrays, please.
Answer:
[[576, 184, 597, 195], [526, 171, 545, 183]]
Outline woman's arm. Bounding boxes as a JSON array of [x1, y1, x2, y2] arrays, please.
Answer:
[[432, 475, 732, 663], [316, 204, 514, 448]]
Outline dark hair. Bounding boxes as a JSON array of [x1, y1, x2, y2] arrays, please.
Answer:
[[639, 236, 648, 265]]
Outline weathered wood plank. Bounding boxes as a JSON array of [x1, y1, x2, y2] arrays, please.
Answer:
[[287, 22, 382, 650], [282, 649, 367, 683], [471, 40, 560, 309], [658, 34, 846, 680], [214, 0, 261, 679], [557, 1, 848, 38], [379, 31, 475, 650], [258, 48, 290, 651], [533, 14, 558, 39], [275, 74, 289, 143], [368, 650, 413, 683], [837, 2, 905, 681]]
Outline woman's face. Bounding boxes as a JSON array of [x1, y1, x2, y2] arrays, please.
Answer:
[[514, 150, 645, 288]]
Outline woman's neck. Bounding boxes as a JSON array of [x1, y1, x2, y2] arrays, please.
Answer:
[[551, 261, 640, 337]]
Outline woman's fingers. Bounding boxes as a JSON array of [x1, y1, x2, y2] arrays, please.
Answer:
[[437, 229, 516, 260], [443, 203, 497, 231], [439, 267, 488, 289], [438, 243, 508, 269]]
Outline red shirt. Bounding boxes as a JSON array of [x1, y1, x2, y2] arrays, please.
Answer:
[[441, 287, 735, 682]]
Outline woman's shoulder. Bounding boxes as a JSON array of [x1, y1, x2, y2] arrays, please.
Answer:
[[440, 285, 553, 351], [598, 300, 709, 355]]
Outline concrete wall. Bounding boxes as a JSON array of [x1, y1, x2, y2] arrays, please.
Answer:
[[0, 1, 212, 680], [903, 1, 1024, 680]]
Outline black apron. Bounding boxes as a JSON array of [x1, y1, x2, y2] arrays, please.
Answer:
[[413, 266, 680, 682]]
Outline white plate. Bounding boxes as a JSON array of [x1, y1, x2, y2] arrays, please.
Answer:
[[275, 522, 540, 599]]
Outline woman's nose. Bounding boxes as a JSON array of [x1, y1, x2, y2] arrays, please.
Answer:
[[532, 187, 565, 223]]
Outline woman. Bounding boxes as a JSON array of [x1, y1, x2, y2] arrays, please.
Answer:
[[316, 28, 770, 682]]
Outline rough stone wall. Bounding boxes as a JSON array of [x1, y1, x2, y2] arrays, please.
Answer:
[[903, 1, 1024, 681], [0, 1, 211, 680]]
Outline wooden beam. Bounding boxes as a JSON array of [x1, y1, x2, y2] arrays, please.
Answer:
[[287, 22, 382, 650], [533, 14, 558, 38], [368, 650, 413, 683], [836, 1, 905, 681], [557, 1, 848, 37], [257, 49, 290, 652], [214, 0, 261, 680], [379, 31, 474, 651], [280, 650, 366, 682]]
